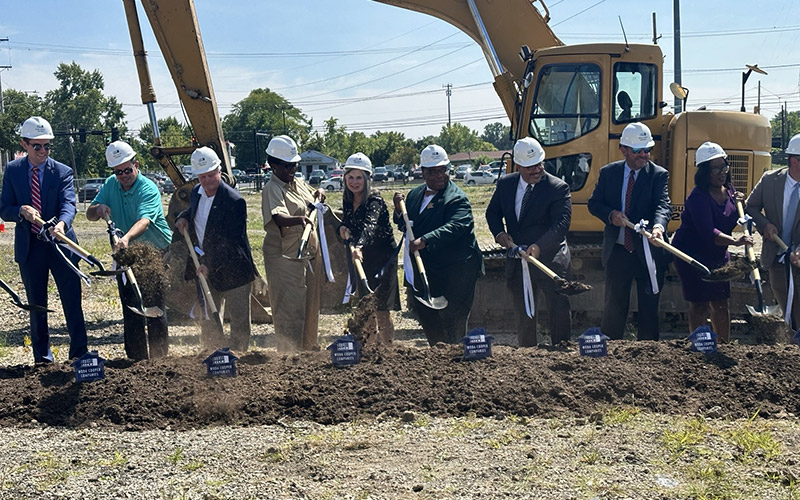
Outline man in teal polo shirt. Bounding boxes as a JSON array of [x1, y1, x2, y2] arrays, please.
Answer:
[[87, 141, 171, 359]]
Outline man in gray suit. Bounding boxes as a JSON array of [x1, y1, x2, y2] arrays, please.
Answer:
[[746, 132, 800, 327]]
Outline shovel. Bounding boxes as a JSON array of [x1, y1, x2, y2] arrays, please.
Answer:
[[623, 219, 710, 276], [0, 276, 51, 312], [103, 214, 164, 318], [349, 244, 374, 296], [513, 246, 592, 296], [182, 229, 225, 337], [398, 199, 448, 310], [296, 203, 317, 259], [734, 202, 778, 316], [33, 215, 125, 277]]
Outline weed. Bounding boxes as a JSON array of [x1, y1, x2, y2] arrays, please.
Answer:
[[166, 448, 184, 465], [100, 450, 128, 467], [662, 417, 709, 456], [724, 426, 781, 462], [182, 460, 204, 472], [487, 428, 526, 449], [603, 406, 640, 425], [579, 451, 601, 465], [411, 414, 431, 428], [446, 414, 485, 436]]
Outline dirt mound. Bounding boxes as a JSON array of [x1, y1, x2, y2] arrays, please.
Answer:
[[1, 340, 798, 430], [113, 242, 168, 305]]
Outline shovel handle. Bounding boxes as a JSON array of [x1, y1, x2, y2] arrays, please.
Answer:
[[771, 232, 790, 253], [350, 245, 373, 295], [103, 214, 140, 287], [515, 249, 559, 281], [736, 201, 761, 280], [623, 219, 711, 275], [398, 198, 434, 300], [32, 214, 92, 260], [182, 229, 219, 315], [296, 208, 317, 259]]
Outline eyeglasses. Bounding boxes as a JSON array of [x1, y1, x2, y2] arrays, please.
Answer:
[[630, 147, 652, 154], [27, 143, 52, 152], [113, 167, 134, 176], [424, 167, 448, 176], [710, 165, 730, 174]]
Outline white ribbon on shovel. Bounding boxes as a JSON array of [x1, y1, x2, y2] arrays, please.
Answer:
[[314, 202, 335, 283], [634, 219, 660, 295], [403, 223, 417, 292]]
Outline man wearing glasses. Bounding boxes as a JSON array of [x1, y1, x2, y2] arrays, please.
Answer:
[[87, 140, 171, 359], [588, 122, 672, 341], [393, 144, 483, 346], [0, 116, 88, 363], [486, 137, 572, 347], [747, 132, 800, 327]]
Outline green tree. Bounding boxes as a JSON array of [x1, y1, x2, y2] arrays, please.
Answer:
[[438, 123, 494, 155], [0, 89, 48, 154], [45, 62, 125, 177], [770, 110, 800, 149], [222, 88, 310, 169], [481, 122, 513, 151], [369, 130, 407, 167], [387, 141, 419, 168], [135, 117, 194, 171]]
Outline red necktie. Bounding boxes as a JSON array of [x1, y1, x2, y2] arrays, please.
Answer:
[[623, 171, 635, 252], [31, 166, 42, 234]]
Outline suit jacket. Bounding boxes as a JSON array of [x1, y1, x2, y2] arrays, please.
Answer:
[[394, 180, 483, 273], [587, 160, 671, 267], [485, 172, 571, 273], [177, 182, 256, 292], [745, 167, 800, 266], [0, 156, 78, 264]]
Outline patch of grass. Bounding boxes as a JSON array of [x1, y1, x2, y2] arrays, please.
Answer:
[[662, 417, 709, 456], [99, 450, 128, 467], [181, 460, 204, 472], [724, 426, 782, 462], [579, 450, 601, 465], [165, 447, 184, 465], [603, 405, 640, 425], [486, 428, 527, 449], [445, 413, 486, 436]]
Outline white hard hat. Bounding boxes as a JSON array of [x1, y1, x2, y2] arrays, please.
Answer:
[[344, 152, 373, 174], [105, 141, 137, 168], [190, 146, 222, 175], [266, 135, 302, 163], [695, 142, 727, 165], [420, 144, 449, 168], [788, 133, 800, 156], [619, 122, 655, 149], [513, 137, 545, 167], [20, 116, 54, 140]]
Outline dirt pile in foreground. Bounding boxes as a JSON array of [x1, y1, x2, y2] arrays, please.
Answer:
[[0, 340, 798, 430]]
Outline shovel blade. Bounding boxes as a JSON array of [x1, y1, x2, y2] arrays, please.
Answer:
[[17, 303, 53, 313], [413, 292, 448, 310], [126, 304, 164, 318], [745, 303, 781, 317], [91, 268, 128, 277]]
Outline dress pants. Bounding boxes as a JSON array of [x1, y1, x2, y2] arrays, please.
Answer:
[[117, 276, 168, 360], [601, 244, 666, 341], [199, 281, 253, 351], [507, 259, 571, 346], [768, 261, 800, 328], [409, 254, 480, 346], [265, 251, 322, 352], [18, 236, 88, 362]]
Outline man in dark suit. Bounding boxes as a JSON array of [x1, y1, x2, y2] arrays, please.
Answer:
[[175, 147, 256, 351], [588, 122, 671, 341], [486, 137, 572, 346], [0, 116, 88, 363], [393, 144, 483, 345]]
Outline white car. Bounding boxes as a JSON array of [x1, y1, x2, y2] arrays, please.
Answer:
[[321, 177, 343, 190], [464, 170, 496, 185]]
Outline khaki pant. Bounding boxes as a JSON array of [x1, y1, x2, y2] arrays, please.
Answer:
[[264, 250, 321, 352], [200, 281, 253, 352]]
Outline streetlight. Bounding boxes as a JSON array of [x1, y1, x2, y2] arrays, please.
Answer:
[[741, 64, 767, 112]]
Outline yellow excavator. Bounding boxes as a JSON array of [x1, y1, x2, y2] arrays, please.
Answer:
[[122, 0, 772, 324]]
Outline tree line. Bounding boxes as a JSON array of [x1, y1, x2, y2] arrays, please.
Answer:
[[0, 62, 515, 177]]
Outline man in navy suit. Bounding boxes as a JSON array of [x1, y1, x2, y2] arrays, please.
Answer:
[[588, 122, 671, 340], [175, 147, 256, 351], [486, 137, 572, 346], [0, 116, 88, 363]]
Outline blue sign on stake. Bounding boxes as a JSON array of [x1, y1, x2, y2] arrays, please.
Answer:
[[71, 351, 106, 383], [688, 326, 718, 354], [328, 334, 362, 367], [462, 327, 494, 360], [202, 348, 239, 378], [578, 327, 609, 357]]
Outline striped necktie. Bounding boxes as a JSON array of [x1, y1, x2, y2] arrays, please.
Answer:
[[31, 166, 42, 234]]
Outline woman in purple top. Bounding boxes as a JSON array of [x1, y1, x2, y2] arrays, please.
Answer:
[[672, 142, 752, 342]]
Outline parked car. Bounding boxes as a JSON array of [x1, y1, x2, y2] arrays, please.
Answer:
[[308, 172, 324, 185], [455, 165, 469, 179], [330, 169, 344, 178], [182, 165, 196, 180], [321, 177, 343, 191], [393, 167, 407, 180], [294, 171, 304, 180], [142, 173, 164, 193], [78, 182, 103, 202], [310, 169, 327, 180], [412, 167, 424, 179], [372, 166, 389, 182], [162, 179, 176, 194], [232, 169, 252, 183], [464, 170, 495, 186]]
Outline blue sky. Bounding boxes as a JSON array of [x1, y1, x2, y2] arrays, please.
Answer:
[[1, 1, 798, 140]]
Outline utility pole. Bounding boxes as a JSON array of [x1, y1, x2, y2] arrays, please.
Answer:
[[0, 37, 10, 113], [443, 83, 452, 127], [651, 13, 661, 45], [673, 0, 683, 113]]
